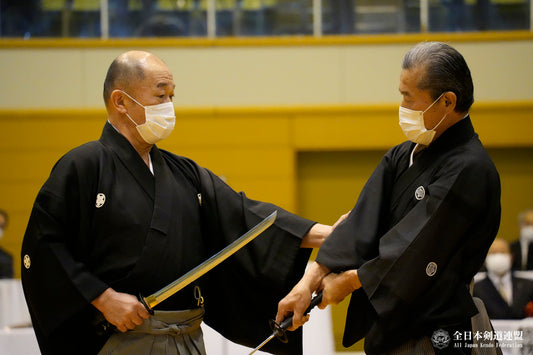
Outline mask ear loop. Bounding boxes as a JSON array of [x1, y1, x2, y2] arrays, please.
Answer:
[[120, 90, 146, 109], [125, 112, 140, 127], [422, 92, 446, 115], [423, 92, 448, 131], [431, 113, 448, 131], [120, 90, 146, 127]]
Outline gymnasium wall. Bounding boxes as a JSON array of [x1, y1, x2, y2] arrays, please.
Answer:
[[0, 32, 532, 351]]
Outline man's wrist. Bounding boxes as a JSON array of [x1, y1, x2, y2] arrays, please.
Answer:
[[343, 269, 361, 293], [301, 223, 331, 248], [302, 262, 330, 292], [91, 287, 113, 310]]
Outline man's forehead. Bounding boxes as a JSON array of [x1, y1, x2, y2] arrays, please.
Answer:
[[399, 68, 432, 98], [489, 240, 510, 253], [400, 68, 421, 85], [145, 68, 175, 89], [524, 211, 533, 224]]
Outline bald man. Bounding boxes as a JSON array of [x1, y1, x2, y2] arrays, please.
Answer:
[[21, 51, 333, 355]]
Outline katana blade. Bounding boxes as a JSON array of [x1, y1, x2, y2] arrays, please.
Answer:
[[140, 211, 277, 313], [248, 291, 323, 355], [249, 333, 276, 355]]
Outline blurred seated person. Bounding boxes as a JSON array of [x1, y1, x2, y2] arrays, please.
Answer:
[[0, 209, 14, 279], [474, 238, 533, 319], [510, 209, 533, 270]]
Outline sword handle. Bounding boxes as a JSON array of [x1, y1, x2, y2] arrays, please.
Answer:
[[92, 293, 154, 337], [269, 291, 323, 343], [139, 293, 155, 315], [92, 311, 116, 337]]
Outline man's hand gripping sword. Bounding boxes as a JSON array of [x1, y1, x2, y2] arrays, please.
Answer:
[[249, 291, 323, 355]]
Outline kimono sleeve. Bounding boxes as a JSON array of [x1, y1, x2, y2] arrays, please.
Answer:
[[196, 166, 316, 355], [357, 157, 500, 323], [21, 148, 108, 339]]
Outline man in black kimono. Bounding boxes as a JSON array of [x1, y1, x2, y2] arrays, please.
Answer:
[[276, 42, 501, 354], [21, 51, 334, 355]]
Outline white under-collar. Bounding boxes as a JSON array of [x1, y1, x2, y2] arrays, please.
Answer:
[[148, 154, 153, 175], [409, 143, 426, 167]]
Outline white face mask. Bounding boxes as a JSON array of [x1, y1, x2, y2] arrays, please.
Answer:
[[485, 253, 512, 276], [399, 92, 447, 146], [521, 225, 533, 243], [121, 91, 176, 144]]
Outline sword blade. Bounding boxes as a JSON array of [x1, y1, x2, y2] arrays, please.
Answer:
[[141, 211, 277, 312], [249, 333, 276, 355]]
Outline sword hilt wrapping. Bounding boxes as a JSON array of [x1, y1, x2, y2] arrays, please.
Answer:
[[139, 293, 155, 315], [269, 291, 323, 343]]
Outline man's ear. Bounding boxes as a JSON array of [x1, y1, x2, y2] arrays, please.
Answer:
[[443, 91, 457, 113], [110, 90, 128, 114]]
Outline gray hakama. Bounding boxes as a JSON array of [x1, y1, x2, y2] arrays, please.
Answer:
[[98, 309, 206, 355]]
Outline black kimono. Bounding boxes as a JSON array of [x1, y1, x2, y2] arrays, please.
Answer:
[[21, 122, 314, 355], [316, 117, 501, 354]]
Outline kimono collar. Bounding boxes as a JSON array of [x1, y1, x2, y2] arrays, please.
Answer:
[[99, 121, 155, 199], [397, 116, 476, 195], [99, 122, 173, 235], [425, 115, 476, 155]]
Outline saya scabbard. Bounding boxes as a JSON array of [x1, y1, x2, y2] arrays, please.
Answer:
[[140, 210, 277, 313]]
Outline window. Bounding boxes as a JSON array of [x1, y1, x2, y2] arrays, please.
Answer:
[[0, 0, 530, 38]]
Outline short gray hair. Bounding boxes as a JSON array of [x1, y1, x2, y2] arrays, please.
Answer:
[[103, 56, 145, 105], [402, 42, 474, 113]]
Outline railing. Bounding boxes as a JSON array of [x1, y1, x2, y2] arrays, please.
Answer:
[[0, 0, 531, 39]]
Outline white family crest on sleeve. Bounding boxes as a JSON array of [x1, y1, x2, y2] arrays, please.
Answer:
[[426, 262, 437, 277], [95, 193, 106, 208], [415, 186, 426, 200], [23, 254, 31, 269]]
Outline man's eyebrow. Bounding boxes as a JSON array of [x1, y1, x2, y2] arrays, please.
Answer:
[[399, 89, 410, 96], [156, 82, 177, 91]]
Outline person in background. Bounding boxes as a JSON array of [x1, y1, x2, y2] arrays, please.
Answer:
[[510, 209, 533, 270], [474, 238, 533, 319], [0, 209, 14, 279]]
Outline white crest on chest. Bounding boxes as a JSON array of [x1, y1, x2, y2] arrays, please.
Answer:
[[415, 186, 426, 201], [95, 193, 106, 208]]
